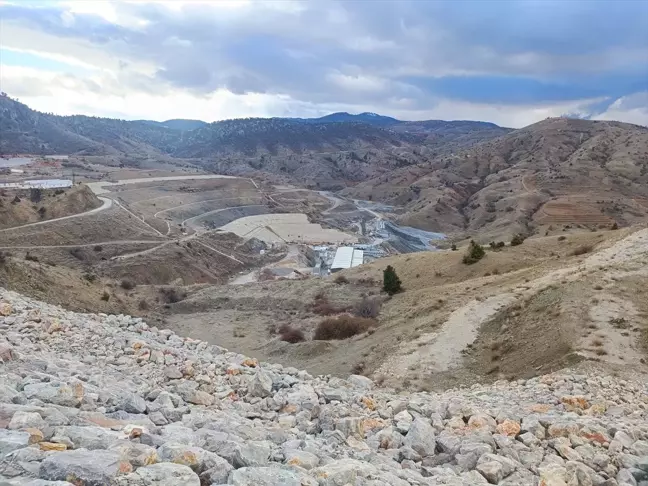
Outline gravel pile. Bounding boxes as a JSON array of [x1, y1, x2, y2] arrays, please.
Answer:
[[1, 287, 647, 485]]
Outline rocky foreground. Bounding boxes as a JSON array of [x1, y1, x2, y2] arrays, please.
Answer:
[[0, 288, 647, 486]]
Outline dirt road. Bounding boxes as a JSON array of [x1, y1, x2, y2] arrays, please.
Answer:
[[87, 175, 240, 195], [0, 197, 113, 234]]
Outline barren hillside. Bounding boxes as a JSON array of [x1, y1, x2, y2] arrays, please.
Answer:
[[0, 186, 102, 230], [344, 118, 648, 240]]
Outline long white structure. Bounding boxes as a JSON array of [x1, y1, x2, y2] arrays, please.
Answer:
[[330, 246, 364, 272], [0, 179, 72, 189]]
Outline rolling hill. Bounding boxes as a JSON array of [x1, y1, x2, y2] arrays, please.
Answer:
[[343, 117, 648, 239]]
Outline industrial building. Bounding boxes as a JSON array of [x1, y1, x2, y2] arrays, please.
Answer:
[[330, 246, 364, 272]]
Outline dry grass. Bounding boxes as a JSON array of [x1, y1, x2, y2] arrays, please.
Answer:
[[333, 274, 349, 284], [314, 315, 377, 340]]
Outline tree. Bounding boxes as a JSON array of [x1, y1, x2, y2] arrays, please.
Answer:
[[462, 240, 486, 265], [383, 265, 402, 295]]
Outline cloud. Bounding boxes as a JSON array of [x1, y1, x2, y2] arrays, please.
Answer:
[[593, 92, 648, 127], [0, 0, 646, 127]]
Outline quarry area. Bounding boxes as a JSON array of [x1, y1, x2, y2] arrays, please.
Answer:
[[1, 288, 647, 486]]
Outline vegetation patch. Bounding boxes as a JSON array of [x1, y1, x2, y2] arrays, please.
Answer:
[[353, 296, 382, 318], [462, 240, 485, 265], [314, 315, 377, 340], [311, 293, 347, 316], [382, 265, 402, 295], [278, 324, 306, 343]]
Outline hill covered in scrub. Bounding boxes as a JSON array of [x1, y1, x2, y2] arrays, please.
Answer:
[[343, 117, 648, 239], [1, 287, 647, 485]]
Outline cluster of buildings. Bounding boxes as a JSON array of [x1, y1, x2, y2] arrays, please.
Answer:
[[311, 244, 386, 276]]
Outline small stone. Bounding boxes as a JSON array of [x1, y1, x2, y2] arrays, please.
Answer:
[[285, 450, 319, 469], [164, 366, 183, 380], [477, 461, 504, 484], [0, 302, 12, 316], [249, 370, 273, 398], [497, 419, 521, 437], [39, 442, 68, 452]]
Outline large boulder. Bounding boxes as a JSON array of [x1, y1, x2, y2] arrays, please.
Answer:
[[39, 449, 132, 485], [403, 417, 436, 457], [114, 463, 200, 486]]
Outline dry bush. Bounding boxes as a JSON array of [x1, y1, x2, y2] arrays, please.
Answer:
[[333, 274, 349, 284], [278, 325, 305, 343], [312, 294, 346, 316], [120, 279, 136, 290], [101, 291, 110, 302], [69, 248, 86, 261], [138, 299, 149, 311], [159, 287, 186, 304], [571, 245, 593, 256], [314, 315, 377, 340], [353, 296, 382, 318]]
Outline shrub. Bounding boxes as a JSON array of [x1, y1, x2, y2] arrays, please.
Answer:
[[159, 287, 185, 303], [353, 296, 381, 318], [69, 248, 85, 261], [382, 265, 402, 295], [510, 234, 526, 246], [497, 241, 505, 248], [29, 188, 42, 203], [451, 244, 457, 251], [138, 299, 149, 311], [571, 245, 593, 256], [278, 325, 305, 343], [557, 235, 567, 241], [93, 245, 103, 252], [25, 252, 39, 262], [11, 195, 20, 204], [101, 291, 110, 301], [38, 207, 46, 219], [611, 222, 619, 230], [120, 279, 136, 290], [83, 272, 97, 282], [333, 274, 349, 284], [311, 294, 345, 316], [314, 315, 376, 340], [462, 240, 485, 265], [0, 252, 6, 266]]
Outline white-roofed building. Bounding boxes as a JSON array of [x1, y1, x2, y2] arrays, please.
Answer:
[[330, 247, 364, 272]]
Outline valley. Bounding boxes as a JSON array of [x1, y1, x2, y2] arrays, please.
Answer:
[[1, 97, 647, 398]]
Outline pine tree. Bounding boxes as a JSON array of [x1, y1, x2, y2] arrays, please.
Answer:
[[462, 240, 486, 264], [383, 265, 402, 295]]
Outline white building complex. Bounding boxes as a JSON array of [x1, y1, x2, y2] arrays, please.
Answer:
[[330, 246, 364, 272]]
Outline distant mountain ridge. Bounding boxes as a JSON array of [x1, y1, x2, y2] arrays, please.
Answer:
[[0, 95, 510, 159]]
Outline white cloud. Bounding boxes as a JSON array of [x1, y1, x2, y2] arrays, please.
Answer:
[[593, 92, 648, 127]]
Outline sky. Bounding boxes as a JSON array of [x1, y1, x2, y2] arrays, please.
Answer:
[[0, 0, 647, 128]]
